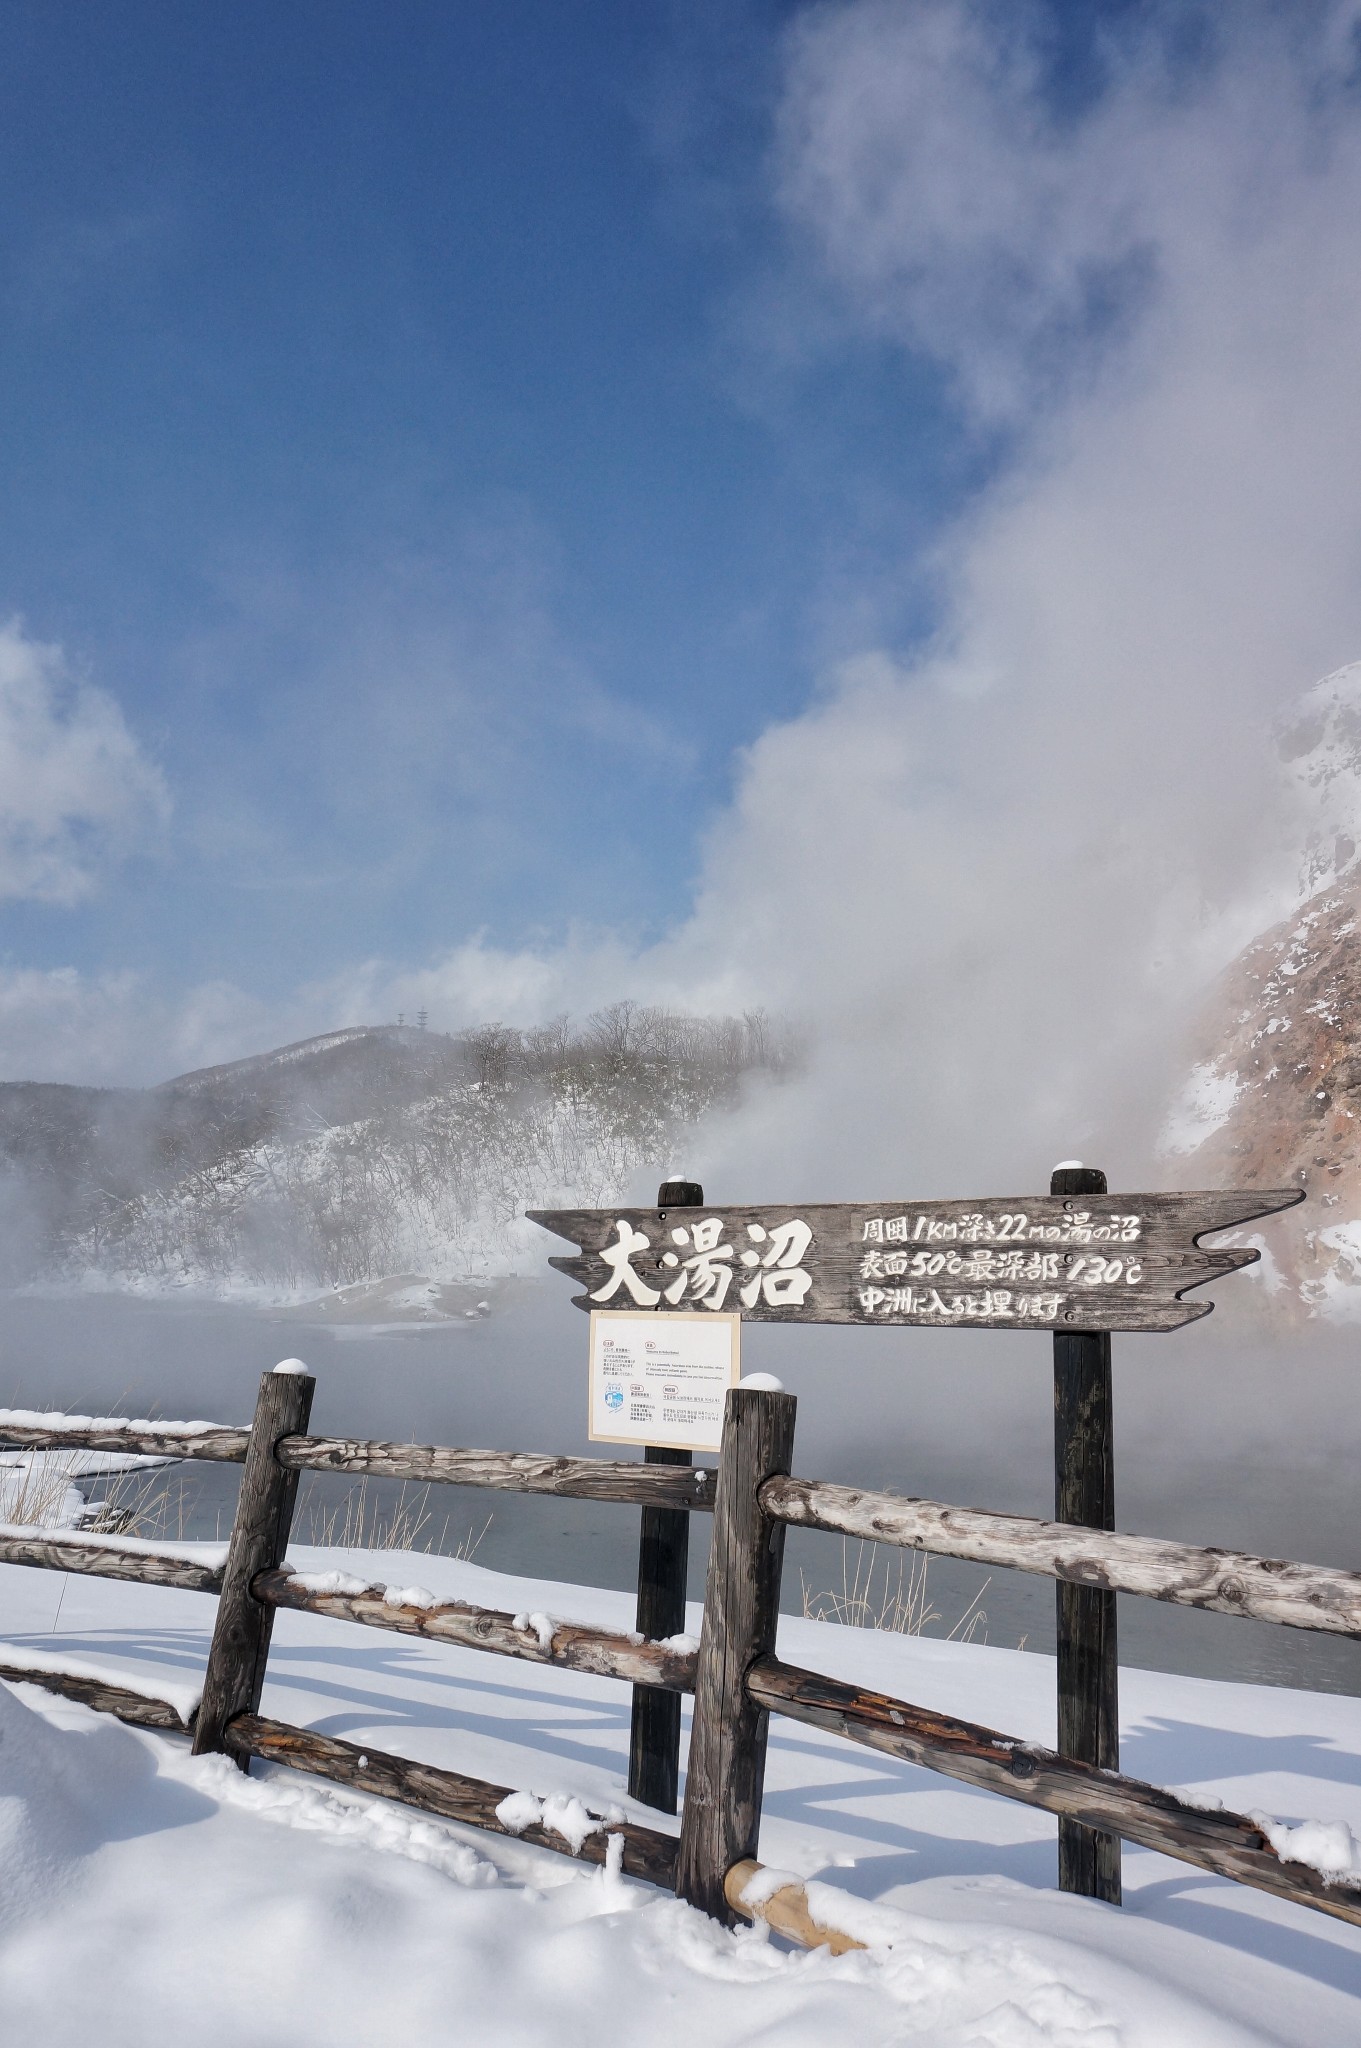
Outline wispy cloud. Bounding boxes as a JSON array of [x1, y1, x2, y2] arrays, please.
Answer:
[[406, 0, 1361, 1195], [8, 0, 1361, 1187], [0, 620, 168, 905], [774, 1, 1361, 433], [671, 0, 1361, 1191]]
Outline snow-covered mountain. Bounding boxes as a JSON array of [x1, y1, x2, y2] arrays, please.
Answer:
[[11, 657, 1361, 1322], [0, 1010, 791, 1304], [1162, 661, 1361, 1317]]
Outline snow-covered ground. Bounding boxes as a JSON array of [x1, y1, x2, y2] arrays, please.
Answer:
[[2, 1546, 1360, 2045]]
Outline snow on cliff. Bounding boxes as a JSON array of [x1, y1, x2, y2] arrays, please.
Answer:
[[1162, 662, 1361, 1316]]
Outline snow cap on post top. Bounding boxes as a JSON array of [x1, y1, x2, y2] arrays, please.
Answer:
[[740, 1373, 784, 1392], [272, 1358, 310, 1376]]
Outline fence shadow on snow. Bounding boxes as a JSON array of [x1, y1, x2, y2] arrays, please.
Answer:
[[3, 1368, 1361, 1951]]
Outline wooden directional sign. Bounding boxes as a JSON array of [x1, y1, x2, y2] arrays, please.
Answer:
[[527, 1188, 1304, 1334]]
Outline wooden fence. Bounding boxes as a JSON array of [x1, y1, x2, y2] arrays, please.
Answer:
[[3, 1371, 1361, 1949]]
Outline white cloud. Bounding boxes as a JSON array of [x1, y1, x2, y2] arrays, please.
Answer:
[[0, 620, 168, 903], [774, 2, 1361, 430], [9, 0, 1361, 1211], [321, 932, 754, 1040], [0, 967, 149, 1086], [657, 0, 1361, 1193], [775, 0, 1135, 424], [0, 969, 278, 1088], [0, 933, 751, 1089]]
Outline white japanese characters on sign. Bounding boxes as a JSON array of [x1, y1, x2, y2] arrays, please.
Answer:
[[589, 1215, 814, 1312], [587, 1310, 741, 1452], [530, 1187, 1303, 1333], [859, 1210, 1143, 1246], [851, 1208, 1144, 1321]]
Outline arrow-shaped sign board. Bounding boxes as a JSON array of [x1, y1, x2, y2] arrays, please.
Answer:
[[527, 1188, 1304, 1334]]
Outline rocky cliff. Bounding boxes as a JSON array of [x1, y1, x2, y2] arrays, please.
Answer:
[[1162, 661, 1361, 1316]]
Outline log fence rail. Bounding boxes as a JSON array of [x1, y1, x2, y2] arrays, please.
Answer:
[[3, 1373, 1361, 1945], [759, 1477, 1361, 1634], [254, 1565, 698, 1691], [0, 1525, 226, 1591]]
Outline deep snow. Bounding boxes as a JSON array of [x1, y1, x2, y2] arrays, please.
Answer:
[[1, 1545, 1360, 2045]]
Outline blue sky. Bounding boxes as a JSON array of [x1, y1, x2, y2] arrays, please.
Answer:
[[4, 1, 1361, 1156], [0, 1, 979, 1010]]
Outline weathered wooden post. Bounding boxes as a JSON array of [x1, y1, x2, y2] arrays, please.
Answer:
[[1052, 1164, 1120, 1902], [676, 1383, 796, 1922], [193, 1362, 315, 1766], [628, 1176, 702, 1811]]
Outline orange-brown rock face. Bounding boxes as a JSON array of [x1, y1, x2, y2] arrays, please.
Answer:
[[1165, 881, 1361, 1317]]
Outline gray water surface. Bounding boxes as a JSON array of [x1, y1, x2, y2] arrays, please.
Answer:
[[3, 1283, 1358, 1697]]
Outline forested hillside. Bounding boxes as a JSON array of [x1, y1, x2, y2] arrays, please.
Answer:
[[0, 1007, 792, 1298]]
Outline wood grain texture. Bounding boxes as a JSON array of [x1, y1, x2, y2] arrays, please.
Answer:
[[723, 1859, 866, 1954], [0, 1419, 249, 1462], [747, 1657, 1361, 1930], [530, 1189, 1303, 1331], [223, 1713, 679, 1886], [675, 1386, 797, 1923], [276, 1433, 716, 1509], [253, 1568, 697, 1691], [0, 1532, 223, 1590], [630, 1175, 704, 1814], [759, 1476, 1361, 1633], [630, 1442, 692, 1812], [192, 1369, 315, 1765], [1052, 1164, 1120, 1904], [0, 1662, 191, 1729]]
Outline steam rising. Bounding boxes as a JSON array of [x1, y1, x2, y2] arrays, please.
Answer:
[[7, 6, 1361, 1211], [656, 2, 1361, 1195]]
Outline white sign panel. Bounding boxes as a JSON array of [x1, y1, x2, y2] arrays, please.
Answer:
[[588, 1310, 741, 1453]]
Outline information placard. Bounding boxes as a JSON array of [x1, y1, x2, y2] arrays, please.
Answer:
[[588, 1310, 741, 1452]]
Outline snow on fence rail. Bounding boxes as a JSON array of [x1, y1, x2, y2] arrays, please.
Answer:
[[221, 1712, 680, 1885], [253, 1566, 699, 1690], [0, 1407, 716, 1506], [0, 1654, 196, 1730], [0, 1410, 252, 1461], [747, 1656, 1361, 1928], [0, 1523, 227, 1590], [3, 1373, 1361, 1952]]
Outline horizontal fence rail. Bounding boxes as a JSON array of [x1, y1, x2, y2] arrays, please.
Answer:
[[0, 1412, 250, 1462], [7, 1374, 1360, 1950], [747, 1656, 1361, 1930], [223, 1713, 680, 1885], [724, 1859, 867, 1954], [0, 1526, 226, 1592], [762, 1476, 1361, 1636], [0, 1413, 717, 1510], [274, 1434, 716, 1509], [255, 1567, 698, 1691], [0, 1660, 191, 1730]]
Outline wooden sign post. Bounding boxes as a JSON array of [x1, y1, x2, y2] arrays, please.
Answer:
[[1051, 1165, 1120, 1902], [530, 1179, 1303, 1902], [628, 1178, 702, 1814]]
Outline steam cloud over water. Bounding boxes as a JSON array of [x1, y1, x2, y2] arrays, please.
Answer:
[[5, 6, 1361, 1714], [667, 4, 1361, 1197], [6, 6, 1361, 1209]]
